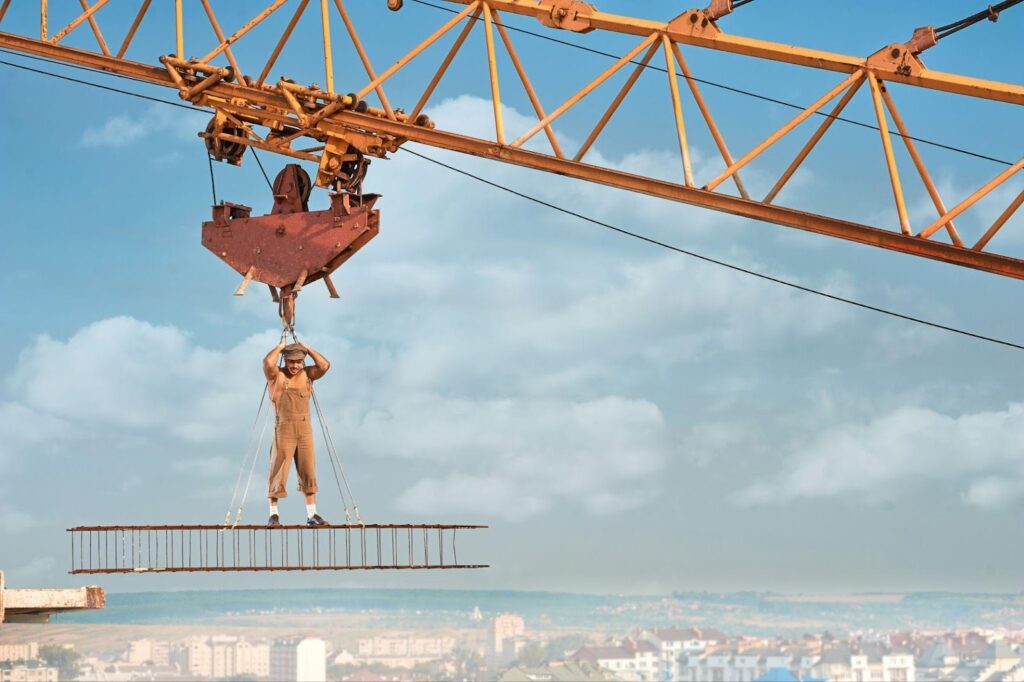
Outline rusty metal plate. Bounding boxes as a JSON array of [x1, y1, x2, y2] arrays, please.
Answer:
[[201, 194, 380, 289]]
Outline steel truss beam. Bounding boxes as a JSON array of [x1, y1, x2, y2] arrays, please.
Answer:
[[1, 0, 1022, 279], [69, 525, 488, 573], [445, 0, 1024, 105]]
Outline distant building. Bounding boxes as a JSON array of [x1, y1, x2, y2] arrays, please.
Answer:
[[500, 660, 612, 681], [642, 627, 728, 680], [187, 635, 269, 678], [237, 639, 271, 678], [680, 647, 824, 682], [0, 663, 58, 682], [332, 649, 358, 666], [297, 639, 326, 682], [271, 638, 326, 682], [754, 669, 827, 682], [490, 614, 527, 665], [574, 638, 659, 682], [356, 635, 456, 667], [0, 645, 38, 664], [812, 644, 916, 682], [126, 638, 170, 666], [916, 639, 959, 680], [968, 641, 1024, 681], [188, 636, 212, 677]]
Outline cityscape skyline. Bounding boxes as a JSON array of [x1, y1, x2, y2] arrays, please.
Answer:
[[7, 592, 1024, 681]]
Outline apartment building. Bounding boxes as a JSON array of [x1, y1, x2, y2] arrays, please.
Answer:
[[0, 646, 38, 664], [270, 637, 326, 682], [574, 638, 659, 682], [187, 635, 270, 678], [356, 635, 457, 667]]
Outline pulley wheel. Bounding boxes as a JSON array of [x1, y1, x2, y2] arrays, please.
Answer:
[[204, 118, 246, 164]]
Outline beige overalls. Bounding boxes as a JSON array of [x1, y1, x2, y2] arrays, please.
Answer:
[[266, 369, 318, 498]]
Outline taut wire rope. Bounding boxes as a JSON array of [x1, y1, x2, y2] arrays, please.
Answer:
[[207, 153, 218, 205], [935, 0, 1024, 39], [233, 399, 276, 526], [223, 383, 270, 525], [251, 148, 275, 192], [311, 383, 362, 524], [399, 146, 1024, 352]]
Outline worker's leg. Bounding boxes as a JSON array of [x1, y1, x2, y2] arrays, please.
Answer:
[[294, 419, 319, 496], [267, 422, 298, 500], [294, 418, 324, 524]]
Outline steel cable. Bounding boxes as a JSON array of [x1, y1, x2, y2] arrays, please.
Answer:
[[234, 403, 275, 526], [223, 383, 269, 525], [311, 385, 363, 524], [935, 0, 1024, 38], [309, 385, 358, 522], [251, 148, 275, 192], [207, 153, 219, 205], [400, 147, 1024, 352]]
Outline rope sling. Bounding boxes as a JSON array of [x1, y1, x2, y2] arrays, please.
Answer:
[[223, 328, 363, 526]]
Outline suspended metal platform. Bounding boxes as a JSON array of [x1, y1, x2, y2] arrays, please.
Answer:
[[68, 524, 488, 574]]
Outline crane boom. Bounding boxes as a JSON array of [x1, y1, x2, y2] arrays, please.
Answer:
[[1, 0, 1022, 278]]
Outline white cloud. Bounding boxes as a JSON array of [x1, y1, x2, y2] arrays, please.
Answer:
[[1, 311, 680, 522], [963, 477, 1024, 509], [2, 315, 675, 522], [80, 105, 200, 148], [870, 321, 946, 361], [732, 403, 1024, 508], [171, 456, 235, 478], [81, 114, 149, 148], [286, 254, 854, 401], [0, 510, 36, 533], [383, 395, 670, 520], [0, 402, 77, 468], [9, 316, 273, 443]]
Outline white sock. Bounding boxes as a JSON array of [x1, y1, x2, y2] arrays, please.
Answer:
[[269, 502, 279, 515], [306, 503, 317, 518]]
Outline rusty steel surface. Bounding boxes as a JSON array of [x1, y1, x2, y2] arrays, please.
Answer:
[[68, 524, 489, 574], [1, 1, 1022, 281], [202, 166, 380, 291]]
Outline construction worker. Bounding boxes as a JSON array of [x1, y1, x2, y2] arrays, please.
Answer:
[[264, 340, 331, 526]]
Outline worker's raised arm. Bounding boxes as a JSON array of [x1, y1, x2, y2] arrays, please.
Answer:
[[264, 341, 285, 382], [301, 343, 330, 380]]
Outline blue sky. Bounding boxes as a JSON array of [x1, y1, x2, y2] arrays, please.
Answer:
[[1, 1, 1023, 595]]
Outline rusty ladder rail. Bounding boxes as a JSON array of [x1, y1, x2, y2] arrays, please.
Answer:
[[68, 524, 487, 573]]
